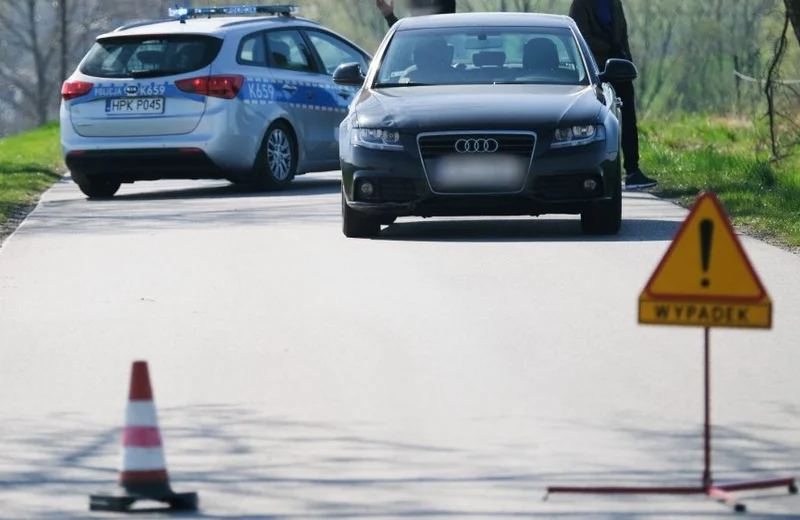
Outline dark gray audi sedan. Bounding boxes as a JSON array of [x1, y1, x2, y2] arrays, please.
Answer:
[[334, 12, 638, 238]]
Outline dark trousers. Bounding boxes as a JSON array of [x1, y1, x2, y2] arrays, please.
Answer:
[[610, 80, 640, 173]]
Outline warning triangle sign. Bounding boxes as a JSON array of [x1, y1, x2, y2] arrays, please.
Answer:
[[641, 192, 768, 303]]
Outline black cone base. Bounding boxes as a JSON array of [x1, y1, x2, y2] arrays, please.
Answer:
[[89, 490, 198, 512]]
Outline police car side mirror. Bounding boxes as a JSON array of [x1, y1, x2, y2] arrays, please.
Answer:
[[599, 58, 638, 83], [333, 62, 365, 87]]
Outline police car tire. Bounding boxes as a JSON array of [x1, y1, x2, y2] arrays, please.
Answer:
[[77, 176, 121, 199], [252, 121, 297, 191]]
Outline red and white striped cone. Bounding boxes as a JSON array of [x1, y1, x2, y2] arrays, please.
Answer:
[[119, 360, 173, 496], [89, 361, 198, 512]]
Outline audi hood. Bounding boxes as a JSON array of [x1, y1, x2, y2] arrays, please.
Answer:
[[351, 83, 606, 133]]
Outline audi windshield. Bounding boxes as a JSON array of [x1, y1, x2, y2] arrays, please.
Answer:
[[374, 26, 591, 87]]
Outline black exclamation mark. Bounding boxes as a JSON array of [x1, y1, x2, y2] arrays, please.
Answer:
[[700, 219, 713, 288]]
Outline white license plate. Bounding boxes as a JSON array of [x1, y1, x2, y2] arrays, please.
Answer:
[[105, 97, 165, 115], [434, 154, 527, 190]]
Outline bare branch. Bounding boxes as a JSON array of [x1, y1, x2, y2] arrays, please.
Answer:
[[764, 7, 792, 161]]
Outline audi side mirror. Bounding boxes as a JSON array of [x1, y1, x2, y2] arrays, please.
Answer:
[[599, 58, 638, 83], [333, 62, 365, 87]]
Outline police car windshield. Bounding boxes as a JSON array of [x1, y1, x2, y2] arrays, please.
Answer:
[[375, 26, 590, 87], [80, 35, 223, 79]]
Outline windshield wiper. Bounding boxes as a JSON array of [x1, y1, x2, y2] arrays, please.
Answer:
[[373, 82, 432, 88]]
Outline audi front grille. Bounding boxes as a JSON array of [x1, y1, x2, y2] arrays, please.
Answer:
[[416, 131, 537, 195]]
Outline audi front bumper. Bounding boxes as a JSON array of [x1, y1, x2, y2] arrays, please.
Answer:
[[341, 132, 620, 219]]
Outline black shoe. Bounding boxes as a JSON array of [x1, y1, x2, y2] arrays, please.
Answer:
[[625, 169, 658, 190]]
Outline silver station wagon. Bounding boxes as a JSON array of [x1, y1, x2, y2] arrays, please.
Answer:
[[60, 4, 371, 198]]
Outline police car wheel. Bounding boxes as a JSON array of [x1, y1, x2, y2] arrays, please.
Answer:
[[77, 176, 121, 199], [252, 122, 296, 191]]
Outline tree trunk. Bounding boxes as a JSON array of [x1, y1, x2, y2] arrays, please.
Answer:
[[60, 0, 67, 84], [786, 0, 800, 46]]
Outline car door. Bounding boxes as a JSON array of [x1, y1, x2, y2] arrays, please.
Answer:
[[263, 28, 333, 163], [235, 31, 285, 139], [300, 28, 370, 162]]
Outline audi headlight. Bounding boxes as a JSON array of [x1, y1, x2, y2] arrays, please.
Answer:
[[352, 128, 403, 151], [551, 125, 605, 148]]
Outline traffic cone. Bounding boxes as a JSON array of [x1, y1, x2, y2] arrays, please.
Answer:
[[89, 361, 198, 512]]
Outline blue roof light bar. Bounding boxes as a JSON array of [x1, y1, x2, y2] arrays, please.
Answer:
[[168, 4, 299, 20]]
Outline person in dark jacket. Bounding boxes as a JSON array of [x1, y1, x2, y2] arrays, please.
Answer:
[[376, 0, 456, 29], [569, 0, 657, 190]]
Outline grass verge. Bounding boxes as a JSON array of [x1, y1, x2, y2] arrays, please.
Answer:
[[640, 113, 800, 249], [0, 122, 64, 233]]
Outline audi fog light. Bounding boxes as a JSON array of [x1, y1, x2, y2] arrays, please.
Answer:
[[359, 181, 375, 197], [583, 179, 598, 191]]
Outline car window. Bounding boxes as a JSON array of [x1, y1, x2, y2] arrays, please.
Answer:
[[238, 33, 267, 66], [266, 30, 315, 73], [305, 30, 368, 75], [375, 26, 589, 87], [80, 35, 223, 79]]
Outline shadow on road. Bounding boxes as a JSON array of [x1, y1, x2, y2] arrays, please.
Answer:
[[1, 404, 798, 518], [603, 412, 800, 494], [23, 182, 343, 236], [375, 217, 681, 243], [107, 177, 341, 202], [23, 179, 693, 243]]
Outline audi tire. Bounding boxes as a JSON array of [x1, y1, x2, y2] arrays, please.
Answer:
[[342, 188, 382, 238], [580, 164, 622, 235]]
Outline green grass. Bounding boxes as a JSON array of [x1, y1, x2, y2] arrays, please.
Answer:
[[640, 113, 800, 248], [0, 122, 65, 226]]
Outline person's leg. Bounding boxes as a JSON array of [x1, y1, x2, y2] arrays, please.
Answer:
[[611, 80, 657, 189], [613, 80, 639, 171]]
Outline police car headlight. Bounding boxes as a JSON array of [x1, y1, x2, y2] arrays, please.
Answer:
[[352, 128, 403, 151], [551, 125, 605, 148]]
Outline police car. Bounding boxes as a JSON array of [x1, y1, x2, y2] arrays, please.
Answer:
[[60, 4, 371, 198]]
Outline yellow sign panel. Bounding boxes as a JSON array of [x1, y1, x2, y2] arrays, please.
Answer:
[[638, 298, 772, 329], [638, 192, 772, 329]]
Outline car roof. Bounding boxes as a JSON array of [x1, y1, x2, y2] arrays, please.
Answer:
[[394, 12, 575, 31], [97, 14, 322, 40]]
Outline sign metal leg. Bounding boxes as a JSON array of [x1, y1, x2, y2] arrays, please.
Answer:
[[703, 326, 711, 490], [544, 328, 797, 513]]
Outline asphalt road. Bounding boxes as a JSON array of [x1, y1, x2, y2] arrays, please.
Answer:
[[1, 172, 799, 519]]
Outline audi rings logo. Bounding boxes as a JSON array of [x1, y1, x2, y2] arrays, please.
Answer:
[[454, 138, 499, 154]]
